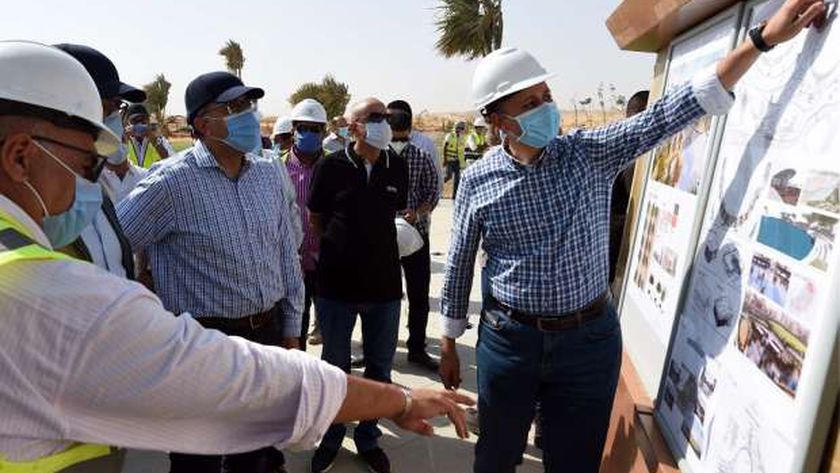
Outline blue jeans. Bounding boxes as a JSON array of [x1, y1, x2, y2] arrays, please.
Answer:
[[317, 298, 401, 453], [475, 297, 622, 473]]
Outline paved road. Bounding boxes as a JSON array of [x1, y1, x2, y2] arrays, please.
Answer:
[[123, 199, 543, 472]]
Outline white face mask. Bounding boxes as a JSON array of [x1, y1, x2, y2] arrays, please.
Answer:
[[390, 141, 409, 154], [364, 121, 393, 150]]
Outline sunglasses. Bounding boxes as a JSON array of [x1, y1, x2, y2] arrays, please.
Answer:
[[33, 135, 108, 181], [366, 112, 390, 124], [204, 98, 258, 118], [296, 123, 323, 133]]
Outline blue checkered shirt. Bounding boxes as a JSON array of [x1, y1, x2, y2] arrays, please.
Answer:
[[399, 142, 441, 235], [441, 70, 734, 338], [117, 141, 304, 336]]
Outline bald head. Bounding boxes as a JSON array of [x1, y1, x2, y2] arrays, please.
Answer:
[[347, 98, 386, 124]]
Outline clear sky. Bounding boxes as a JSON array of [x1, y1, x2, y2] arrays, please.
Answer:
[[2, 0, 655, 117]]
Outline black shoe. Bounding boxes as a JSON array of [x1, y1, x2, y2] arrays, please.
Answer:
[[350, 354, 366, 368], [311, 445, 339, 473], [408, 351, 440, 371], [359, 447, 391, 473]]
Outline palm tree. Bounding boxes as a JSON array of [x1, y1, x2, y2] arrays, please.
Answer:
[[434, 0, 503, 60], [143, 74, 171, 133], [218, 40, 244, 78]]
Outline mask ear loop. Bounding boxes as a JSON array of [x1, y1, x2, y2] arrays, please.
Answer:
[[23, 181, 50, 218]]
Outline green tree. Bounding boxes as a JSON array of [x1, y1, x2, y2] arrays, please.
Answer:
[[434, 0, 504, 60], [219, 39, 244, 78], [143, 74, 171, 132], [288, 75, 351, 121]]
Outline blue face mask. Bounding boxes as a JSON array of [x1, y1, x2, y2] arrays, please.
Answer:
[[219, 110, 262, 153], [27, 141, 103, 248], [506, 102, 562, 149], [132, 123, 149, 136], [103, 112, 128, 165], [294, 130, 322, 154]]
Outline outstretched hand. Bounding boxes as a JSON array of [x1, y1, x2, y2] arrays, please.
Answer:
[[764, 0, 830, 46], [392, 388, 475, 439]]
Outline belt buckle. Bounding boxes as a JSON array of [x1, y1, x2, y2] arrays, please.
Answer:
[[536, 317, 550, 332], [249, 314, 258, 330]]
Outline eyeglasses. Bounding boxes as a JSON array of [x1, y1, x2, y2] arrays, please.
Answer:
[[365, 112, 390, 124], [204, 98, 258, 118]]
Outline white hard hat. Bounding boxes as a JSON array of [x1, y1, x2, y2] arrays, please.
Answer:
[[290, 98, 327, 124], [395, 217, 424, 257], [471, 47, 555, 111], [0, 41, 119, 155], [473, 116, 487, 127], [272, 116, 293, 138]]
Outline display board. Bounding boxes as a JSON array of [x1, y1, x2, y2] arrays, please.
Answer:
[[619, 7, 743, 396], [656, 1, 840, 472]]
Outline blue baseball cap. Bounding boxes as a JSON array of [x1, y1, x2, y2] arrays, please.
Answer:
[[185, 71, 264, 125], [54, 43, 146, 103]]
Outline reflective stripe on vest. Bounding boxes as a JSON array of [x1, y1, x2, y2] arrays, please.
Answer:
[[0, 216, 111, 472]]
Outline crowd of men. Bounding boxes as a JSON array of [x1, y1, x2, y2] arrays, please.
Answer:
[[0, 1, 827, 472]]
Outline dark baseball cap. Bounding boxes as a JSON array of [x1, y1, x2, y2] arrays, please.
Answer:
[[125, 103, 149, 119], [54, 43, 146, 103], [185, 71, 264, 124]]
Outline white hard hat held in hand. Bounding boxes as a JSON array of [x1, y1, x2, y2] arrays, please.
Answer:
[[291, 98, 328, 124], [471, 47, 555, 111], [0, 40, 120, 155]]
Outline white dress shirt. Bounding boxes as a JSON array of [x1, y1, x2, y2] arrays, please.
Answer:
[[79, 207, 126, 278], [0, 195, 346, 462], [99, 164, 147, 203]]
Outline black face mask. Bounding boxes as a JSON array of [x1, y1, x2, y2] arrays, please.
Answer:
[[387, 110, 412, 133]]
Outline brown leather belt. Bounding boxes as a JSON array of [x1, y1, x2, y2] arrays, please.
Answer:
[[199, 308, 275, 331], [486, 290, 612, 332]]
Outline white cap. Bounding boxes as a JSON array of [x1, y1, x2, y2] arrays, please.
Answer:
[[473, 116, 487, 127], [471, 47, 555, 111], [290, 98, 327, 124], [0, 41, 119, 155], [272, 116, 293, 138]]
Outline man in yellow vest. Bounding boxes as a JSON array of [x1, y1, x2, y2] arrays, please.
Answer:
[[442, 120, 467, 199], [467, 116, 489, 155], [124, 103, 174, 169], [0, 40, 472, 473]]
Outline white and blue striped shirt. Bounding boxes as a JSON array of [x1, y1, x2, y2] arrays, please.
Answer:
[[117, 141, 304, 335], [441, 70, 735, 338]]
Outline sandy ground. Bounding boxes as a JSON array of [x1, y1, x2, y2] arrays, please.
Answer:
[[122, 199, 545, 472]]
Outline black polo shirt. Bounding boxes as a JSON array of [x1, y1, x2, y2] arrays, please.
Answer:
[[308, 144, 409, 303]]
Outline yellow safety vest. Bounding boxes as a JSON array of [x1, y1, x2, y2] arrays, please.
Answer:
[[0, 214, 113, 473], [443, 132, 466, 169], [127, 138, 163, 169], [469, 131, 486, 150]]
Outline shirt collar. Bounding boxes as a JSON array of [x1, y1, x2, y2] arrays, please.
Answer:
[[194, 140, 257, 169], [0, 194, 52, 249], [289, 148, 320, 169]]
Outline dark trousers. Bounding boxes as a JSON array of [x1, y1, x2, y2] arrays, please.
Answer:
[[474, 298, 622, 473], [300, 269, 317, 350], [445, 161, 461, 199], [316, 298, 401, 453], [169, 315, 286, 473], [401, 234, 431, 354]]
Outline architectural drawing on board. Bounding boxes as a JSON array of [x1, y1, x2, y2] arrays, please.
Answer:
[[658, 3, 840, 471]]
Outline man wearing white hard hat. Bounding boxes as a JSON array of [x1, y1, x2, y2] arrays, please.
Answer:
[[439, 1, 828, 472], [0, 41, 472, 473], [286, 98, 329, 350], [272, 115, 293, 157], [466, 116, 489, 155]]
